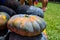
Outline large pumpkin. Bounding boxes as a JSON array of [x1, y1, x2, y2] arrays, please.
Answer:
[[7, 14, 46, 36], [0, 12, 10, 30], [16, 5, 44, 18]]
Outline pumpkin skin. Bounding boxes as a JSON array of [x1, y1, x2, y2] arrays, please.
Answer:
[[7, 14, 46, 36], [16, 5, 44, 18], [0, 12, 10, 30], [0, 5, 16, 17]]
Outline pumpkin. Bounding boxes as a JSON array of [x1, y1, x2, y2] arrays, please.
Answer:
[[40, 32, 47, 40], [0, 0, 20, 10], [7, 14, 46, 36], [0, 5, 16, 16], [8, 32, 47, 40], [0, 12, 10, 30], [27, 6, 44, 18], [16, 5, 44, 18]]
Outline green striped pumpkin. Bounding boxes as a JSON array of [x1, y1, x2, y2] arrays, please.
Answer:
[[7, 14, 46, 36]]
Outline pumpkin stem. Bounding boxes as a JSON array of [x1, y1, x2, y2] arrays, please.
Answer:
[[25, 14, 29, 17]]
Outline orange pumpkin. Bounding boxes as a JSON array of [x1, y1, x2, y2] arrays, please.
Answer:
[[7, 14, 46, 36], [0, 12, 10, 30]]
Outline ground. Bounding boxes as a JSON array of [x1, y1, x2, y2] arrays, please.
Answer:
[[35, 2, 60, 40]]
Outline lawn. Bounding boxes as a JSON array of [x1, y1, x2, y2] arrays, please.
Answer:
[[36, 2, 60, 40]]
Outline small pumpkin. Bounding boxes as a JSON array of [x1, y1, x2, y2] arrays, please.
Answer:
[[0, 12, 10, 30], [7, 14, 46, 36]]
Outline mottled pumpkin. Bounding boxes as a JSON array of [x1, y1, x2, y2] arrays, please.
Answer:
[[0, 12, 10, 30], [7, 14, 46, 36]]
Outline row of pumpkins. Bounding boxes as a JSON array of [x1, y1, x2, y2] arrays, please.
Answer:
[[0, 1, 47, 40]]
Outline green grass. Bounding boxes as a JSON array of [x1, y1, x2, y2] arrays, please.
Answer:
[[44, 2, 60, 40], [36, 2, 60, 40]]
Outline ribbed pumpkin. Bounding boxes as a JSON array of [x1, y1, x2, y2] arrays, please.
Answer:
[[27, 6, 44, 18], [0, 12, 10, 30], [8, 32, 47, 40], [7, 14, 46, 36], [16, 5, 44, 18]]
